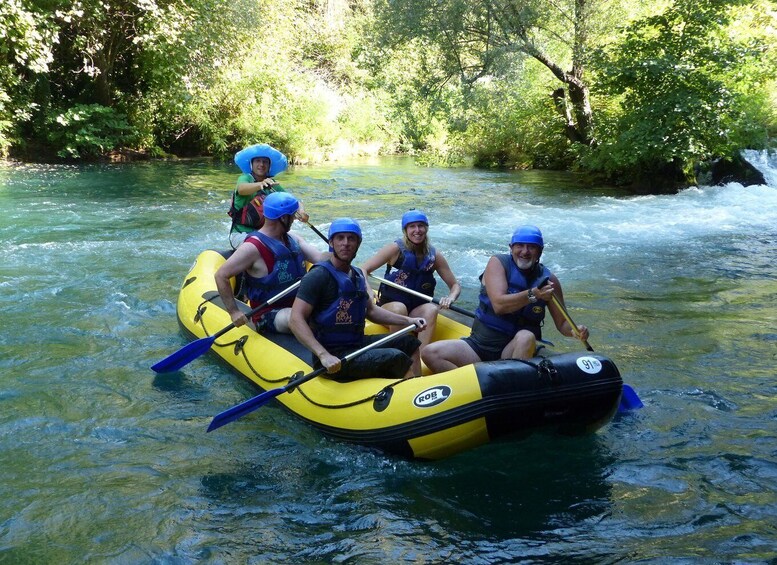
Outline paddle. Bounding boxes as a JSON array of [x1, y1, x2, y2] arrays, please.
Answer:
[[544, 284, 643, 412], [206, 324, 418, 431], [372, 274, 557, 347], [151, 280, 302, 373], [547, 293, 594, 352], [370, 275, 476, 318], [303, 220, 329, 244]]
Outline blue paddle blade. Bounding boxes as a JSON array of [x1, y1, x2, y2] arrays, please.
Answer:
[[207, 387, 285, 432], [151, 335, 217, 373], [618, 384, 644, 413]]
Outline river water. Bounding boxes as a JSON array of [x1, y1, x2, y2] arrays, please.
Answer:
[[1, 154, 775, 562]]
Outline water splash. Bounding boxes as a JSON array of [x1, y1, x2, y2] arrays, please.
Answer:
[[742, 149, 777, 187]]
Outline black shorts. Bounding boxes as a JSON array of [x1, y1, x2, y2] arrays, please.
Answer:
[[377, 293, 429, 314], [461, 318, 514, 362], [316, 334, 421, 380]]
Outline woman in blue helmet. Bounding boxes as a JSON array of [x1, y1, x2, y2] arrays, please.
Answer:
[[228, 143, 309, 249], [362, 209, 461, 355], [290, 218, 427, 379], [422, 225, 589, 373], [216, 192, 326, 333]]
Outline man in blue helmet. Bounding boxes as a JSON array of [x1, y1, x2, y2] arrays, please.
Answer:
[[290, 218, 427, 380], [422, 225, 589, 372], [215, 192, 326, 333]]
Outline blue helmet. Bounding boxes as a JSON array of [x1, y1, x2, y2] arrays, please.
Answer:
[[328, 217, 362, 241], [234, 143, 288, 177], [511, 225, 544, 247], [263, 192, 299, 220], [401, 210, 429, 230]]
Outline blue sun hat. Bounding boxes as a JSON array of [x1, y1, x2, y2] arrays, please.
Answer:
[[234, 144, 288, 177]]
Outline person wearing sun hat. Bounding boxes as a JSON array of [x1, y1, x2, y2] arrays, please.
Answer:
[[228, 143, 309, 249]]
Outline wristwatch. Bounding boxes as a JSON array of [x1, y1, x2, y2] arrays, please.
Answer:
[[527, 288, 538, 303]]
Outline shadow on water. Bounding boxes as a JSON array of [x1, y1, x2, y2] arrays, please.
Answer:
[[195, 429, 616, 561], [395, 435, 615, 539]]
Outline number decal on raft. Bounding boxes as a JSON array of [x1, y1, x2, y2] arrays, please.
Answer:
[[413, 386, 452, 408], [576, 356, 602, 374]]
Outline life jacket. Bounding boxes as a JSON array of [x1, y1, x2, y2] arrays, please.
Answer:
[[378, 239, 437, 303], [474, 254, 552, 339], [312, 262, 369, 349], [228, 186, 275, 231], [243, 232, 305, 315]]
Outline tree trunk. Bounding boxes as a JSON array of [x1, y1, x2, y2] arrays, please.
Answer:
[[524, 45, 595, 146], [567, 81, 595, 146]]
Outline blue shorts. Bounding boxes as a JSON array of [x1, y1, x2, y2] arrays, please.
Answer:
[[255, 308, 281, 332]]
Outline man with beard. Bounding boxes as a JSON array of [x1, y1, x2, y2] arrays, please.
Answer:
[[289, 218, 427, 380], [215, 192, 326, 334], [422, 225, 589, 372]]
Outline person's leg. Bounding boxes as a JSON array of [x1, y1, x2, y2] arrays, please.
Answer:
[[272, 307, 292, 333], [376, 302, 420, 374], [422, 338, 481, 374], [380, 301, 409, 323], [407, 302, 439, 375], [501, 329, 537, 360], [409, 302, 438, 348]]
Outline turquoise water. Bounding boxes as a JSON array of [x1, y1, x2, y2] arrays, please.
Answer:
[[1, 156, 776, 562]]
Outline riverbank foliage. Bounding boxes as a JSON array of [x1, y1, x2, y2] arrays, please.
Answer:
[[1, 0, 775, 190]]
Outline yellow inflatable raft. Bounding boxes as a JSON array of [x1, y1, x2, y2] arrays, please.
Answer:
[[177, 250, 623, 460]]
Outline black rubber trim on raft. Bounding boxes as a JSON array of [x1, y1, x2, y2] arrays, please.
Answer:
[[294, 374, 622, 450]]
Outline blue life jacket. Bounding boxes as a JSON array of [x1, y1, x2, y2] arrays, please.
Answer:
[[474, 254, 552, 339], [378, 239, 437, 303], [243, 231, 306, 305], [312, 262, 369, 349]]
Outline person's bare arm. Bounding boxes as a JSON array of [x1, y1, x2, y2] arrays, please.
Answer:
[[484, 256, 557, 315], [433, 251, 461, 308], [545, 276, 589, 340], [361, 242, 401, 276], [289, 298, 342, 373], [214, 244, 262, 326], [236, 178, 277, 195], [290, 232, 329, 264]]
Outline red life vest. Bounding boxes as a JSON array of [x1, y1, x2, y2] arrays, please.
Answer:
[[228, 188, 275, 231]]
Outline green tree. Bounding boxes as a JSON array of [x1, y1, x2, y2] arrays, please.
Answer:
[[369, 0, 619, 148], [0, 0, 56, 155], [587, 0, 776, 188]]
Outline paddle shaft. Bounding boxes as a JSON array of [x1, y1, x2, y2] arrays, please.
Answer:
[[150, 280, 301, 373], [292, 323, 418, 390], [207, 324, 418, 431], [304, 220, 329, 244], [538, 280, 641, 411], [548, 293, 594, 352], [212, 279, 301, 339], [370, 275, 475, 318]]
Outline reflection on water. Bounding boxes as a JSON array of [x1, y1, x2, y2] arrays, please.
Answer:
[[1, 156, 776, 561]]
